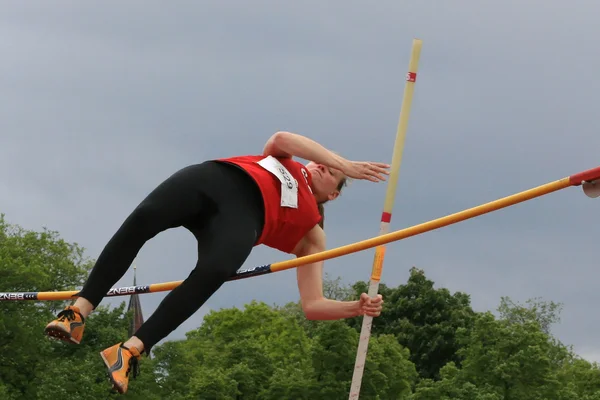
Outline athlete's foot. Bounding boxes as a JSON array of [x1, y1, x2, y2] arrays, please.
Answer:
[[44, 305, 86, 344], [71, 297, 94, 318], [100, 342, 141, 394], [123, 336, 145, 354]]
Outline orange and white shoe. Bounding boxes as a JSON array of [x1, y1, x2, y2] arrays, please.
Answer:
[[100, 343, 141, 394], [44, 305, 85, 344]]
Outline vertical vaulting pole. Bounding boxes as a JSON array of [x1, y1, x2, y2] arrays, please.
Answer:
[[348, 38, 423, 399]]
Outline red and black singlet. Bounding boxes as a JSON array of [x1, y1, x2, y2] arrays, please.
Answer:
[[219, 155, 322, 253]]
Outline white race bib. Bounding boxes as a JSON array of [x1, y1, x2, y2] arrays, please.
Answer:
[[257, 155, 298, 208]]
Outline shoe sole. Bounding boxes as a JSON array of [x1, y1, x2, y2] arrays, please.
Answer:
[[44, 325, 80, 344], [100, 351, 126, 394]]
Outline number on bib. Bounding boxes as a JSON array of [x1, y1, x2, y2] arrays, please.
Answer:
[[257, 156, 299, 208]]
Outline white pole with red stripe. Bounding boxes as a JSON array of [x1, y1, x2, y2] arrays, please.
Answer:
[[348, 38, 423, 399]]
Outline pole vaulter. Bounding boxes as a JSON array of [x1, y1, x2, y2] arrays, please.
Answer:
[[1, 165, 598, 302]]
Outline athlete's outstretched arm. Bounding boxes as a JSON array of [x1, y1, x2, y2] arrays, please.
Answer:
[[263, 131, 348, 168], [263, 131, 390, 183], [292, 225, 383, 320]]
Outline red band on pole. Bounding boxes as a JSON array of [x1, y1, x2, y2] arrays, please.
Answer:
[[381, 212, 392, 223], [406, 72, 417, 82]]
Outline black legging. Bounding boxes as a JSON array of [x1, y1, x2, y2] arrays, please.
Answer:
[[77, 161, 264, 354]]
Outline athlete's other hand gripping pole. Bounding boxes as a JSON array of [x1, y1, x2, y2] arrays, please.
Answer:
[[348, 38, 423, 400]]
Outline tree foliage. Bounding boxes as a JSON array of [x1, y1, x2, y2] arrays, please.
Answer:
[[2, 214, 600, 399], [349, 267, 476, 380]]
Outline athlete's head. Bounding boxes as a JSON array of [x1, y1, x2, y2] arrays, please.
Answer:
[[305, 161, 348, 229], [305, 162, 347, 203]]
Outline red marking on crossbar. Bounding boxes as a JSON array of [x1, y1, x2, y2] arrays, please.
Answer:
[[381, 212, 392, 223], [406, 72, 417, 82], [569, 166, 600, 185]]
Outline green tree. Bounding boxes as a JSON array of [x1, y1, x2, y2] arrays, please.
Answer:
[[0, 215, 91, 398], [497, 296, 563, 335], [152, 298, 416, 399], [10, 213, 600, 399], [351, 267, 476, 380], [411, 295, 600, 400], [359, 334, 418, 399], [260, 366, 315, 399], [310, 320, 358, 398], [411, 362, 502, 400], [0, 215, 161, 399], [34, 303, 163, 400], [153, 301, 315, 399], [495, 295, 600, 398], [413, 310, 584, 400], [456, 312, 563, 399], [556, 357, 600, 399]]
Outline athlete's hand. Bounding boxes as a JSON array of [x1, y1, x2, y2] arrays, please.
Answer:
[[357, 293, 384, 317], [342, 161, 390, 182]]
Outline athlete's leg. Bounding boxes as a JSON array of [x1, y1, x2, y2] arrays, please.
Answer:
[[129, 162, 265, 355], [130, 207, 259, 355], [99, 162, 264, 394], [76, 163, 220, 311], [45, 162, 221, 344]]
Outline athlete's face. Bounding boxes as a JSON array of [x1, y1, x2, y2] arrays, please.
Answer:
[[305, 162, 346, 203]]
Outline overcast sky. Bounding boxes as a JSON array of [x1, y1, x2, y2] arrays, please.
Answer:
[[2, 1, 599, 362]]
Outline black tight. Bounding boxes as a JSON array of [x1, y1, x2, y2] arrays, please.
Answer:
[[77, 161, 264, 354]]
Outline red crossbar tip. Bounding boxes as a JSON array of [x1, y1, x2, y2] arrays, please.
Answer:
[[569, 166, 600, 186]]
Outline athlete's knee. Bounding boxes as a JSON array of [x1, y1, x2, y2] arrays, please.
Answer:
[[124, 201, 164, 234], [190, 261, 233, 284]]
